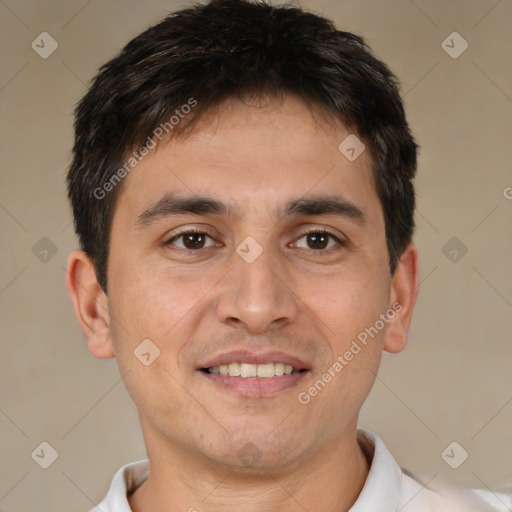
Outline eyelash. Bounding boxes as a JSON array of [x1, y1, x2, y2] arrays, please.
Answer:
[[164, 228, 346, 253], [294, 228, 347, 254], [164, 228, 218, 252]]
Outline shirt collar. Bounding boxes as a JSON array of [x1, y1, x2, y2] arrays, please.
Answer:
[[349, 429, 403, 511], [92, 459, 149, 511]]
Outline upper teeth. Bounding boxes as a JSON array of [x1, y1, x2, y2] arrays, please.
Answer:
[[208, 363, 297, 378]]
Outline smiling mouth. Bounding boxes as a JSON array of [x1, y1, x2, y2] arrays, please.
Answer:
[[201, 362, 307, 378]]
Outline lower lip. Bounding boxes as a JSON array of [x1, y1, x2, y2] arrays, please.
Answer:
[[199, 371, 310, 397]]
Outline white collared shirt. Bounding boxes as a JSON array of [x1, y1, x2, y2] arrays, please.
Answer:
[[88, 429, 494, 511]]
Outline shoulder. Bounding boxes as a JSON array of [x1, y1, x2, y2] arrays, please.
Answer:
[[357, 429, 496, 512], [400, 465, 500, 511], [399, 472, 446, 511]]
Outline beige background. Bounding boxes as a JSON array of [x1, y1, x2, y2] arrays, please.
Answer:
[[1, 0, 511, 510]]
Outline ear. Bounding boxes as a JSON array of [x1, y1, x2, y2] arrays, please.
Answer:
[[65, 250, 115, 359], [383, 242, 420, 354]]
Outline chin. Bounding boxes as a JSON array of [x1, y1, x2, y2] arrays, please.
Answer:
[[205, 432, 309, 475]]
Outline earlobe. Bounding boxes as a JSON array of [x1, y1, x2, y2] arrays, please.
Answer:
[[65, 250, 115, 359], [383, 242, 420, 354]]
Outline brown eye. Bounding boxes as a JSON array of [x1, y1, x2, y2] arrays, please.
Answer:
[[306, 232, 329, 250], [183, 233, 207, 249], [167, 231, 215, 250], [294, 230, 340, 251]]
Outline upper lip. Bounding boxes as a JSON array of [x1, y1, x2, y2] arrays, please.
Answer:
[[199, 350, 310, 370]]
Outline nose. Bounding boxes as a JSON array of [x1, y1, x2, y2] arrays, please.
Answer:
[[215, 245, 300, 334]]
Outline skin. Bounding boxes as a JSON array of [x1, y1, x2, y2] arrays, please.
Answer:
[[66, 95, 419, 512]]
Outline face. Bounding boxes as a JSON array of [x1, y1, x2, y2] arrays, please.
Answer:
[[104, 96, 398, 472]]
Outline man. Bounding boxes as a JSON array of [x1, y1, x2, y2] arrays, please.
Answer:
[[65, 0, 490, 510]]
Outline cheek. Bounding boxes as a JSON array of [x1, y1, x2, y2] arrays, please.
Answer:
[[107, 261, 216, 360], [298, 262, 390, 344], [295, 264, 391, 418], [105, 267, 204, 418]]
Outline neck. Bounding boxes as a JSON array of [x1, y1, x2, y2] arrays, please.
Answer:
[[129, 425, 370, 512]]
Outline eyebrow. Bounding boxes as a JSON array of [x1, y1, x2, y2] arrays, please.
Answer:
[[136, 194, 230, 227], [284, 196, 366, 225], [135, 193, 366, 227]]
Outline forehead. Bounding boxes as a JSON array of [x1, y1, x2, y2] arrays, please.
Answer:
[[115, 95, 382, 225]]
